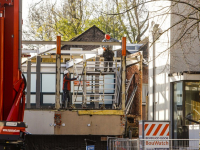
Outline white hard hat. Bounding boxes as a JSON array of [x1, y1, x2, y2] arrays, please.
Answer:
[[64, 70, 69, 74]]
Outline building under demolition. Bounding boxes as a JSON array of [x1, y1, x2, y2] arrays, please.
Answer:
[[21, 26, 148, 149]]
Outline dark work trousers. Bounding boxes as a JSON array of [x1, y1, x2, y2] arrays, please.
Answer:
[[62, 90, 71, 107], [104, 59, 113, 72], [103, 49, 114, 72]]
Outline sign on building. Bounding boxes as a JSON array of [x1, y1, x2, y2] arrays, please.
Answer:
[[139, 121, 170, 150]]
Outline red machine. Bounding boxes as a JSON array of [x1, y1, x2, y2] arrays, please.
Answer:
[[0, 0, 27, 146]]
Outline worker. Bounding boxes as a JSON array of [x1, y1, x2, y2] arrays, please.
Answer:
[[102, 34, 119, 72], [62, 70, 78, 108]]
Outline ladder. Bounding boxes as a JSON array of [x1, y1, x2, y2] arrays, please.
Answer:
[[125, 84, 138, 115], [126, 74, 135, 102]]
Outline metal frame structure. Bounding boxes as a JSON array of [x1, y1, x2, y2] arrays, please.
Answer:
[[22, 37, 143, 117], [22, 37, 128, 111]]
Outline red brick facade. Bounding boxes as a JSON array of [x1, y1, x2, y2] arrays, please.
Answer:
[[126, 65, 140, 116], [126, 64, 148, 118]]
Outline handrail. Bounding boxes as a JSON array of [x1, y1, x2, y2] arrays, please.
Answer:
[[125, 74, 135, 101], [71, 58, 122, 108], [125, 84, 138, 115], [115, 68, 122, 107], [74, 67, 85, 103]]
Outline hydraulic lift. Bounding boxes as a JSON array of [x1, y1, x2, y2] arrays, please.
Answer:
[[0, 0, 27, 149]]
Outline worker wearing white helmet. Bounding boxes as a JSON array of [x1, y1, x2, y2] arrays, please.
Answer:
[[102, 34, 119, 72], [62, 70, 78, 108]]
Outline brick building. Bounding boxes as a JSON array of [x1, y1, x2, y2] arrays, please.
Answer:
[[61, 25, 105, 51], [126, 37, 149, 121]]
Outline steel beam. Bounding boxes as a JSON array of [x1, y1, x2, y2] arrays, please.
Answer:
[[22, 41, 122, 46], [55, 36, 61, 109], [139, 52, 143, 120], [36, 55, 41, 108], [82, 56, 87, 108], [0, 10, 4, 120], [94, 57, 100, 109], [22, 50, 37, 53], [26, 60, 31, 108], [18, 0, 22, 70], [121, 37, 126, 111]]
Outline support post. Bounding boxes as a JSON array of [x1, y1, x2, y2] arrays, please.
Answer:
[[94, 56, 99, 109], [113, 60, 118, 109], [140, 52, 143, 120], [121, 37, 126, 111], [72, 59, 75, 106], [146, 95, 148, 120], [0, 11, 4, 120], [36, 55, 41, 108], [26, 60, 31, 108], [18, 0, 22, 70], [82, 54, 87, 108], [137, 138, 140, 150], [55, 36, 61, 109]]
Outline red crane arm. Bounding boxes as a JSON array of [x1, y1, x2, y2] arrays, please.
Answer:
[[0, 0, 25, 121], [0, 1, 27, 146]]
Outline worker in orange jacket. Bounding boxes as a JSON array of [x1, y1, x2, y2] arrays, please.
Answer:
[[62, 70, 78, 108]]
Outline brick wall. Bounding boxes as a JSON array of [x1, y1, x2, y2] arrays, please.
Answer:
[[126, 64, 148, 117], [126, 65, 140, 116]]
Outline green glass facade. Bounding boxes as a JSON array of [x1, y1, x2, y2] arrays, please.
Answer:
[[173, 81, 200, 138]]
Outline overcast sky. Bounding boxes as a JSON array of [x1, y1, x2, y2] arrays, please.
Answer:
[[22, 0, 28, 22], [22, 0, 60, 25]]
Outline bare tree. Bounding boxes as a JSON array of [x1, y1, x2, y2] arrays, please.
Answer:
[[23, 0, 91, 41], [93, 0, 149, 43], [114, 0, 149, 43], [23, 0, 149, 44], [146, 0, 200, 72]]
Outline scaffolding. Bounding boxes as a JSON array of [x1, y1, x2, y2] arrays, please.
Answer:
[[22, 37, 142, 116], [69, 59, 121, 109]]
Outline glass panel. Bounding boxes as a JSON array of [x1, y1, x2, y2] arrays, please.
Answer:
[[60, 74, 63, 92], [173, 82, 183, 139], [72, 95, 90, 104], [25, 95, 36, 103], [23, 73, 36, 93], [99, 96, 113, 104], [25, 94, 36, 103], [43, 95, 56, 104], [31, 74, 36, 92], [185, 82, 200, 125], [142, 84, 148, 103], [30, 95, 36, 103], [99, 75, 115, 93], [42, 74, 56, 92]]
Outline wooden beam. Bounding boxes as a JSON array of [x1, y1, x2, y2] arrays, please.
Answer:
[[78, 110, 124, 115]]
